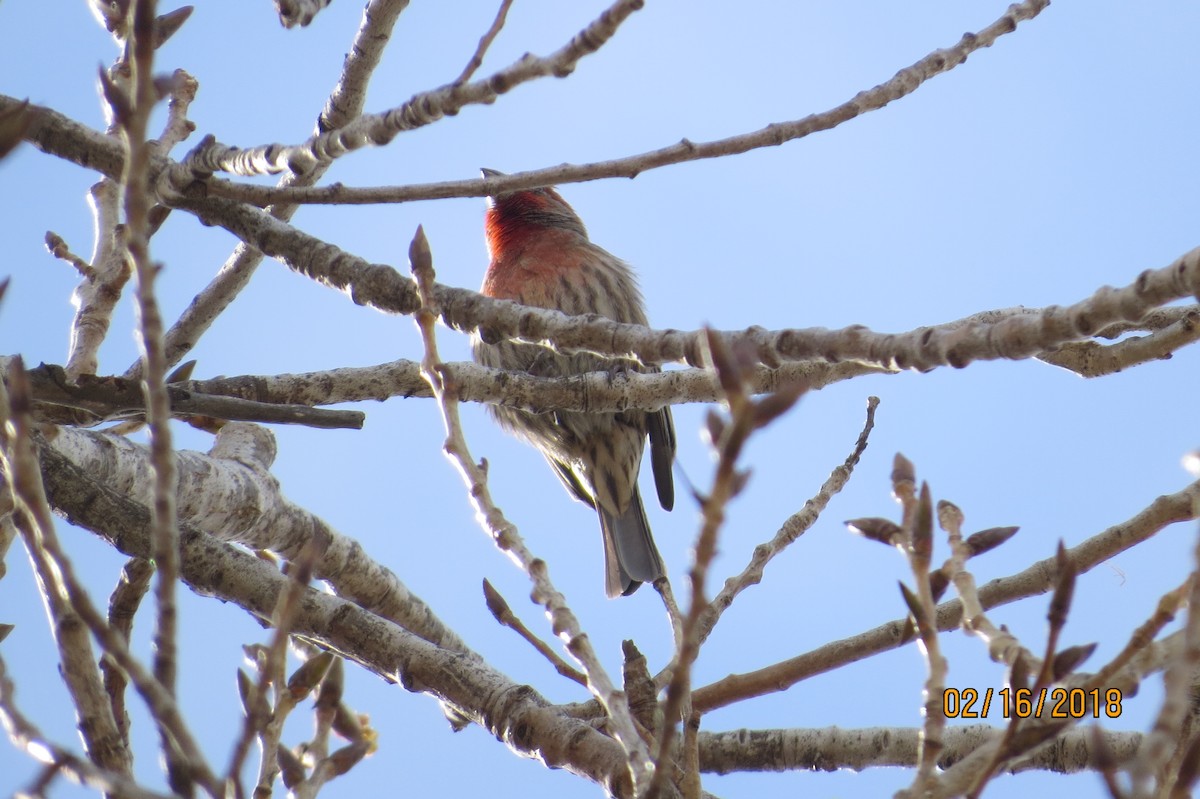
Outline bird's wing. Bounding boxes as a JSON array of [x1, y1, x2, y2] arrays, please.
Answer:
[[546, 454, 595, 509], [647, 404, 676, 512]]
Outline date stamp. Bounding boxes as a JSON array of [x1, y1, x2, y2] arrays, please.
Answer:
[[942, 687, 1123, 720]]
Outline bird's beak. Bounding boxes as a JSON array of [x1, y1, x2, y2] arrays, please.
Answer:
[[481, 167, 505, 204]]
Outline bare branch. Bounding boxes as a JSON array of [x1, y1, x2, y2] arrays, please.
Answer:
[[692, 476, 1200, 714], [120, 5, 183, 747], [44, 231, 96, 280], [170, 0, 644, 179], [124, 0, 413, 380], [182, 359, 881, 414], [894, 477, 948, 795], [202, 0, 1051, 207], [695, 396, 878, 646], [453, 0, 515, 86], [1131, 524, 1200, 790], [151, 69, 197, 153], [65, 180, 128, 379], [407, 225, 655, 793], [697, 724, 1143, 775], [0, 654, 176, 799], [648, 332, 804, 799], [1, 360, 219, 794], [319, 0, 412, 133], [1039, 306, 1200, 377], [34, 420, 471, 655], [0, 94, 126, 178], [22, 362, 364, 429], [101, 557, 155, 754], [482, 579, 588, 687], [228, 535, 330, 797], [16, 91, 1198, 378], [34, 439, 644, 798], [0, 364, 133, 778], [171, 190, 1200, 373]]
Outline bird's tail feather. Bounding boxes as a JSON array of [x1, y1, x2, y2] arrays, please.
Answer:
[[598, 487, 665, 598]]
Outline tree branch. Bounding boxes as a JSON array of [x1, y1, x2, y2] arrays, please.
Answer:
[[697, 724, 1142, 775], [34, 440, 644, 798], [692, 477, 1200, 714], [169, 189, 1200, 373], [201, 0, 1052, 207], [408, 226, 657, 793], [123, 0, 414, 380], [182, 359, 880, 414], [33, 420, 471, 655], [168, 0, 644, 180], [21, 361, 364, 429]]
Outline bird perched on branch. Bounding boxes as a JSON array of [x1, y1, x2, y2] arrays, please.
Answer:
[[471, 168, 675, 597]]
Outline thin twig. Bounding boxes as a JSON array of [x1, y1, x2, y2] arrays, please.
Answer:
[[64, 178, 127, 379], [44, 231, 96, 280], [1039, 307, 1200, 377], [180, 359, 880, 415], [102, 557, 155, 752], [124, 0, 413, 380], [201, 0, 1050, 203], [407, 225, 653, 794], [691, 477, 1200, 714], [171, 0, 644, 179], [0, 360, 221, 795], [654, 577, 685, 675], [121, 9, 186, 795], [1088, 579, 1191, 692], [151, 69, 198, 152], [1132, 523, 1200, 792], [695, 396, 878, 647], [0, 654, 175, 799], [891, 467, 947, 796], [647, 331, 804, 799], [453, 0, 514, 85], [24, 362, 364, 429], [0, 363, 132, 778], [680, 708, 701, 799], [226, 532, 331, 797], [482, 579, 587, 686]]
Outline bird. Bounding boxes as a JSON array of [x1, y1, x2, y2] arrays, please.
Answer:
[[471, 168, 675, 597]]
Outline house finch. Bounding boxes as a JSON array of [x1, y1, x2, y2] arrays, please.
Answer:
[[472, 168, 675, 598]]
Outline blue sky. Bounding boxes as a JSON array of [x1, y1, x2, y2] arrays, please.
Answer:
[[2, 2, 1200, 797]]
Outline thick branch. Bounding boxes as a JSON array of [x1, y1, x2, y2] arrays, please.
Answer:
[[12, 92, 1199, 378], [21, 361, 364, 429], [181, 359, 877, 413], [170, 191, 1200, 373], [2, 95, 126, 179], [35, 422, 467, 655], [697, 725, 1141, 775], [35, 442, 640, 798]]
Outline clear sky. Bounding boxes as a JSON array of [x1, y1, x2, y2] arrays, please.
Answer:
[[3, 2, 1200, 797]]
